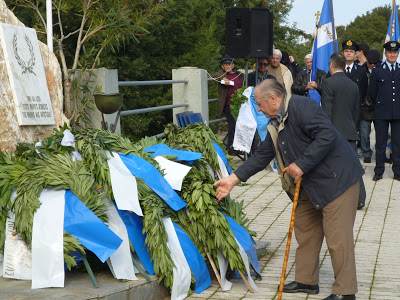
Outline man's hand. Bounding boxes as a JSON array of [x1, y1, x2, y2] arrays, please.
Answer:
[[222, 77, 230, 85], [289, 56, 295, 63], [306, 81, 318, 90], [286, 162, 304, 183], [213, 173, 240, 201], [309, 81, 318, 89]]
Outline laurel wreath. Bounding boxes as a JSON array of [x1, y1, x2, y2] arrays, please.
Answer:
[[12, 33, 36, 76]]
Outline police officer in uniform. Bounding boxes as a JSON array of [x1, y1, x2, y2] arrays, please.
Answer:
[[369, 41, 400, 181], [343, 40, 368, 156]]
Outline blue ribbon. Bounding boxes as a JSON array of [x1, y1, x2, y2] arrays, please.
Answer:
[[172, 222, 211, 294], [220, 211, 261, 276], [144, 143, 202, 164], [117, 208, 155, 275], [64, 190, 122, 263], [250, 89, 270, 142], [212, 142, 233, 174], [118, 153, 187, 211]]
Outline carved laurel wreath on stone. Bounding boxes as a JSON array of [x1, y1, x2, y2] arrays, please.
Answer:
[[12, 33, 36, 76]]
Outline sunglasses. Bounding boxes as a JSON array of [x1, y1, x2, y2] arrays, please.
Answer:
[[259, 63, 268, 67]]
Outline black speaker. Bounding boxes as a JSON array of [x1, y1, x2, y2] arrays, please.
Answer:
[[225, 7, 273, 59]]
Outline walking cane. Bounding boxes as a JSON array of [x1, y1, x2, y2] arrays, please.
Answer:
[[277, 167, 302, 300]]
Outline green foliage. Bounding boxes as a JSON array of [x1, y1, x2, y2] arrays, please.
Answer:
[[337, 5, 391, 54], [230, 86, 248, 120]]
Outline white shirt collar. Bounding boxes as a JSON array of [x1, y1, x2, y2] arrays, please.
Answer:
[[386, 61, 397, 69], [346, 62, 354, 71]]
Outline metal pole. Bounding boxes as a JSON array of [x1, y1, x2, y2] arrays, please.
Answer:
[[46, 0, 53, 52], [330, 0, 337, 52], [256, 59, 259, 85], [245, 59, 249, 87]]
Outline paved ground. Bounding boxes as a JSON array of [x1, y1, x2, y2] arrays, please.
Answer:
[[189, 129, 400, 300]]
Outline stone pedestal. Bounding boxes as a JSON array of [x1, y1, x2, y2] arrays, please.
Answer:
[[0, 0, 66, 152], [172, 67, 209, 125]]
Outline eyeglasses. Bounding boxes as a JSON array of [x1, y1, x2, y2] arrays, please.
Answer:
[[259, 63, 268, 67]]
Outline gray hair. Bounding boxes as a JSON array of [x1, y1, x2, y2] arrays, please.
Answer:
[[254, 79, 286, 102], [273, 49, 282, 58], [304, 53, 313, 61]]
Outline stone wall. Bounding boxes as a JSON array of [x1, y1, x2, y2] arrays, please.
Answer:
[[0, 0, 66, 152]]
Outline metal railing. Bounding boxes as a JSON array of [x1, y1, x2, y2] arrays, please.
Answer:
[[118, 79, 225, 123], [118, 79, 188, 87]]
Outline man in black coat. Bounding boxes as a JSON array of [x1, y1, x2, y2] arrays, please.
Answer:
[[321, 53, 366, 209], [369, 41, 400, 181], [343, 40, 369, 154], [360, 50, 380, 163], [343, 40, 368, 103], [292, 53, 327, 97], [214, 79, 363, 300]]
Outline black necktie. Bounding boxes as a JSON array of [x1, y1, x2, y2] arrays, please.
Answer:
[[346, 66, 351, 73], [392, 64, 395, 76]]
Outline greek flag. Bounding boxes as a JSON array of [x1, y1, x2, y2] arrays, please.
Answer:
[[310, 0, 338, 104], [384, 0, 400, 63], [384, 0, 399, 154]]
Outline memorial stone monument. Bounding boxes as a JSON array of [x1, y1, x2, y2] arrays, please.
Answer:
[[0, 0, 66, 152]]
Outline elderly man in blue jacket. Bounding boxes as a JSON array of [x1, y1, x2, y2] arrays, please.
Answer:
[[214, 79, 364, 300]]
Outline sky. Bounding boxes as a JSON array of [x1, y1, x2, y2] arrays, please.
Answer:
[[287, 0, 394, 34]]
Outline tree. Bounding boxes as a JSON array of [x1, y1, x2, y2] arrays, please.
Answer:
[[337, 5, 392, 54], [8, 0, 164, 124]]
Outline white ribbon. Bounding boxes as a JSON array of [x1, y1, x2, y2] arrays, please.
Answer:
[[106, 151, 142, 216], [0, 252, 3, 278], [216, 250, 232, 291], [216, 153, 230, 179], [154, 156, 192, 191], [235, 238, 258, 292], [3, 191, 32, 280], [3, 214, 32, 280], [32, 189, 66, 289], [106, 201, 138, 280], [233, 100, 257, 153], [162, 217, 191, 300], [61, 129, 82, 161]]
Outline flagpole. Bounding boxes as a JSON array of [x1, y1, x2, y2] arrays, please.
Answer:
[[329, 0, 337, 52]]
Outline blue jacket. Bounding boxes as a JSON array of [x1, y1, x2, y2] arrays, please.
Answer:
[[235, 95, 364, 210], [369, 61, 400, 120]]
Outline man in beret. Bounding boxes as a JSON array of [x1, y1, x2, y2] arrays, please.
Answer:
[[360, 50, 380, 164], [211, 57, 244, 155], [369, 41, 400, 181]]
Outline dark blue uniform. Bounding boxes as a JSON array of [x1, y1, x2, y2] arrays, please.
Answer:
[[369, 61, 400, 176]]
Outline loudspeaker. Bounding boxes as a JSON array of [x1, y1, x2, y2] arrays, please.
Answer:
[[225, 7, 273, 59]]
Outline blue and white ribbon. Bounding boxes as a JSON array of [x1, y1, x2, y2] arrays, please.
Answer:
[[144, 143, 202, 164], [154, 156, 192, 191], [117, 209, 154, 275], [162, 217, 191, 300], [118, 153, 187, 211], [64, 190, 122, 263], [106, 151, 142, 216], [221, 212, 261, 277], [105, 201, 138, 280], [173, 222, 211, 294], [212, 142, 232, 176]]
